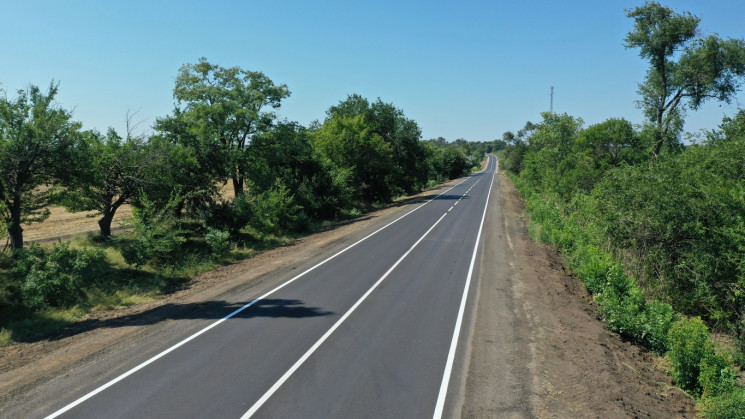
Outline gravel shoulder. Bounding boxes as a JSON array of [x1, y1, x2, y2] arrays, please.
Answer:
[[1, 173, 696, 417]]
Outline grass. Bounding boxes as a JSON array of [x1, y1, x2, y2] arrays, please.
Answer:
[[0, 226, 299, 347]]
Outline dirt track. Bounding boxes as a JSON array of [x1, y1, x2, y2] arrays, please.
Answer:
[[0, 174, 695, 417]]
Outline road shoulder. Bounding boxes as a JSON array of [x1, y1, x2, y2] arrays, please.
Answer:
[[460, 170, 695, 418]]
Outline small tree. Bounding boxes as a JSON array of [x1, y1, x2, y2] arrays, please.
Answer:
[[59, 128, 163, 238], [0, 82, 80, 250], [625, 2, 745, 157]]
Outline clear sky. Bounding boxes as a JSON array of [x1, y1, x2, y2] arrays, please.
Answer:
[[2, 0, 744, 142]]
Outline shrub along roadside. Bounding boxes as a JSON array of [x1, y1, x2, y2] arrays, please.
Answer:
[[506, 170, 745, 417]]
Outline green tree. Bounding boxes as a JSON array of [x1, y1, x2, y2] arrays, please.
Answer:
[[0, 82, 81, 250], [326, 94, 428, 194], [247, 121, 349, 219], [312, 114, 394, 203], [709, 109, 745, 143], [521, 113, 583, 198], [157, 58, 290, 195], [625, 2, 745, 157], [501, 122, 535, 174], [438, 147, 470, 179], [149, 123, 219, 217], [528, 112, 583, 154], [575, 118, 646, 169], [59, 128, 163, 238]]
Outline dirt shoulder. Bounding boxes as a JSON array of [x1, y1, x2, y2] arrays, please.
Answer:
[[461, 170, 695, 417], [1, 173, 696, 417]]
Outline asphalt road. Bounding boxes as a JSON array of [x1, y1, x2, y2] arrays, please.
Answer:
[[37, 155, 499, 419]]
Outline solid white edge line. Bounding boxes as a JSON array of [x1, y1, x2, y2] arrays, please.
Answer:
[[44, 181, 465, 419], [432, 155, 497, 419], [241, 212, 450, 418]]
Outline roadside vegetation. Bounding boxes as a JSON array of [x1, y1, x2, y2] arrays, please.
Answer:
[[0, 57, 504, 346], [502, 2, 745, 416]]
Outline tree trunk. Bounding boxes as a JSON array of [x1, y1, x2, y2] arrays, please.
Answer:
[[8, 199, 24, 251], [232, 177, 244, 196], [98, 211, 114, 238], [99, 196, 127, 238], [652, 129, 664, 158]]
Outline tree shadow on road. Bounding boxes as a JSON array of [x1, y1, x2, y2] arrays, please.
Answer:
[[14, 298, 334, 343]]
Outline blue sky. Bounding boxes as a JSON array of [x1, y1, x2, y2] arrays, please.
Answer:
[[2, 0, 744, 142]]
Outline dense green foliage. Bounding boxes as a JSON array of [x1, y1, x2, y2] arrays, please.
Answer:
[[156, 58, 291, 196], [587, 141, 745, 331], [508, 166, 745, 416], [12, 242, 105, 310], [500, 5, 745, 414], [0, 82, 82, 249], [58, 128, 165, 237], [504, 90, 745, 419]]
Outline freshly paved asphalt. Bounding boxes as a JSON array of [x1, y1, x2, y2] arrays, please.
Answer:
[[42, 155, 498, 419]]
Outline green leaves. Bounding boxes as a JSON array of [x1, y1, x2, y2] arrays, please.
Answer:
[[624, 2, 699, 70], [678, 36, 745, 109], [625, 2, 745, 157], [313, 113, 395, 203], [161, 57, 290, 195], [0, 82, 81, 249], [13, 242, 104, 310]]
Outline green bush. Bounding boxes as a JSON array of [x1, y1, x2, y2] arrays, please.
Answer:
[[637, 301, 675, 354], [250, 181, 308, 234], [700, 352, 739, 400], [204, 227, 231, 256], [13, 242, 104, 310], [596, 265, 646, 339], [574, 245, 613, 294], [200, 193, 253, 238], [668, 317, 714, 395], [505, 115, 745, 415], [118, 193, 185, 267], [701, 388, 745, 419]]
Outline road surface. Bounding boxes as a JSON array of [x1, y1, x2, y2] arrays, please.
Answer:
[[15, 155, 523, 418]]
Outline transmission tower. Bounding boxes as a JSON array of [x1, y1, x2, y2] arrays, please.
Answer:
[[550, 86, 554, 113]]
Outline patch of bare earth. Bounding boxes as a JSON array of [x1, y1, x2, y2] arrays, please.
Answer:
[[497, 171, 695, 418], [22, 205, 132, 244]]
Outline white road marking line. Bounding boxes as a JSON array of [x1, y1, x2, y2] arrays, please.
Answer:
[[241, 212, 450, 418], [432, 156, 497, 418], [44, 181, 466, 419]]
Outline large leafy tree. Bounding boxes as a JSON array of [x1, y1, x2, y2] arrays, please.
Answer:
[[157, 58, 290, 195], [248, 121, 348, 218], [625, 2, 745, 157], [326, 94, 428, 194], [0, 82, 81, 250], [312, 114, 394, 203]]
